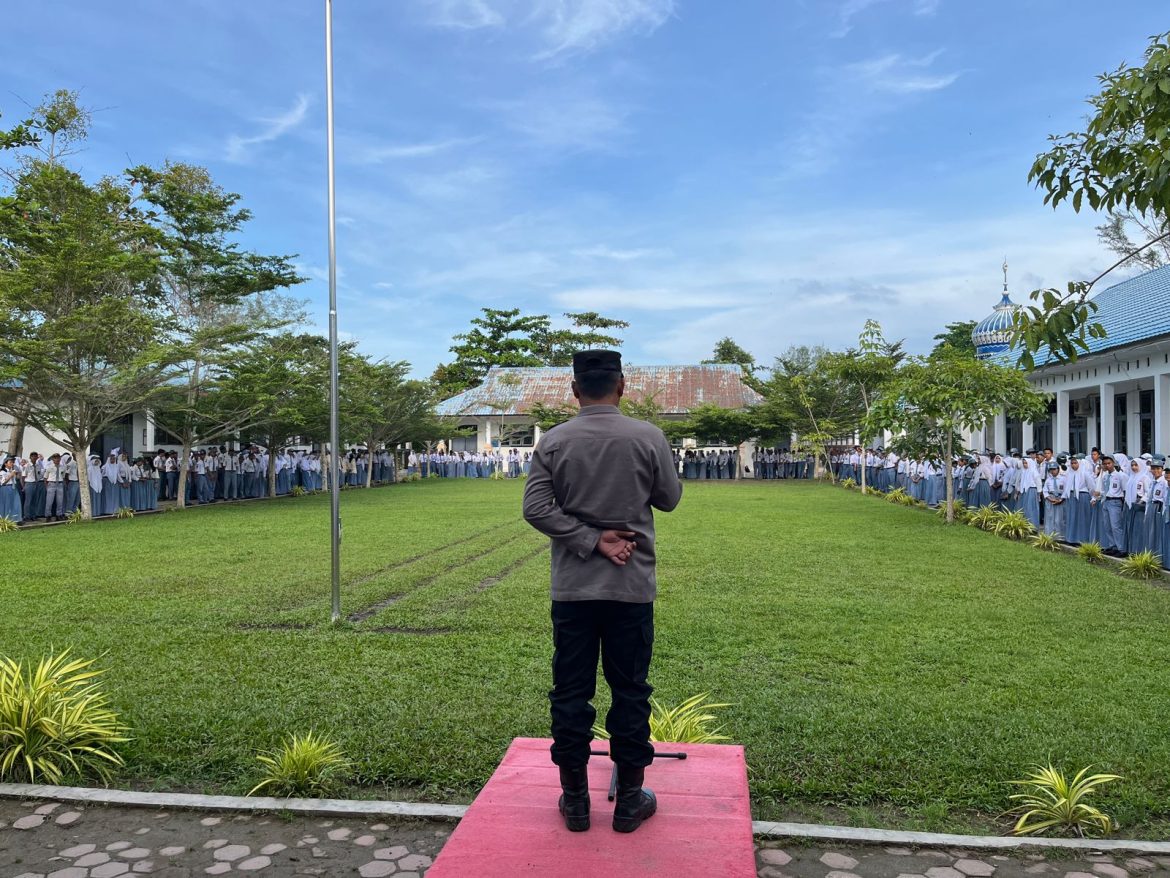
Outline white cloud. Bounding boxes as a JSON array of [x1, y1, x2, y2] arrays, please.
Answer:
[[430, 0, 505, 30], [914, 0, 941, 15], [530, 0, 675, 60], [831, 0, 889, 38], [424, 0, 674, 59], [848, 51, 960, 93], [225, 93, 311, 163], [350, 136, 482, 165]]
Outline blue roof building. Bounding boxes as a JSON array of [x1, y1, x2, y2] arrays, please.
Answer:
[[975, 262, 1170, 457]]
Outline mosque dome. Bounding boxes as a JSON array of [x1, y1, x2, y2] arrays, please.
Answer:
[[972, 261, 1020, 360]]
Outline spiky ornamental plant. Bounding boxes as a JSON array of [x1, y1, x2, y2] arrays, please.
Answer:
[[1009, 763, 1120, 837], [593, 693, 731, 745], [248, 731, 350, 797], [1118, 550, 1163, 580], [0, 651, 128, 783]]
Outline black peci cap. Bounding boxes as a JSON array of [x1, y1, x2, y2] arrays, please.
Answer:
[[572, 349, 622, 374]]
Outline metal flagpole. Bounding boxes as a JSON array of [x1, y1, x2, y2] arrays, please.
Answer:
[[325, 0, 342, 623]]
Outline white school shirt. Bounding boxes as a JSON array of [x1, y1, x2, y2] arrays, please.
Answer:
[[1103, 469, 1127, 499]]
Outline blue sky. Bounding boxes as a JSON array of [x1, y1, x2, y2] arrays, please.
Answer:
[[3, 1, 1167, 375]]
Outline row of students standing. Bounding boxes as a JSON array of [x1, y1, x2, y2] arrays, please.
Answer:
[[679, 449, 742, 480], [748, 449, 815, 480], [0, 445, 403, 524], [850, 445, 1170, 567], [405, 450, 531, 479]]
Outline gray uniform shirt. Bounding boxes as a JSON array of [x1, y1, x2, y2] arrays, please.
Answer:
[[522, 404, 683, 603]]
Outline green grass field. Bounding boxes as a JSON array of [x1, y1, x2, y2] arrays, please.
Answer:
[[5, 479, 1170, 835]]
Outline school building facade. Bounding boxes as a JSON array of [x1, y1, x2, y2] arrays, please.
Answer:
[[972, 263, 1170, 456]]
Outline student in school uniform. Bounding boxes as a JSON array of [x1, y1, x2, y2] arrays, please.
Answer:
[[87, 455, 104, 516], [21, 452, 45, 521], [1043, 461, 1067, 539], [1145, 457, 1168, 566], [61, 452, 80, 515], [1099, 454, 1128, 556], [41, 453, 65, 521], [130, 458, 146, 511], [1063, 456, 1091, 545], [0, 456, 23, 522], [1019, 457, 1041, 530], [101, 452, 121, 516], [1125, 456, 1150, 555], [116, 452, 132, 509]]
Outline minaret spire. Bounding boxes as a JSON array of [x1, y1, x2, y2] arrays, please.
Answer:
[[1002, 257, 1009, 293]]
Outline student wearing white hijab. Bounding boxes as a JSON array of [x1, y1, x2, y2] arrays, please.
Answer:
[[117, 451, 133, 510], [0, 456, 23, 522], [1042, 461, 1068, 538], [1064, 456, 1092, 545], [1019, 457, 1042, 530], [1125, 456, 1151, 555], [101, 451, 120, 516], [88, 454, 104, 516]]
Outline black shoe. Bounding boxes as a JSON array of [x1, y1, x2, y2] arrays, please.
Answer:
[[557, 766, 590, 832], [612, 764, 656, 833]]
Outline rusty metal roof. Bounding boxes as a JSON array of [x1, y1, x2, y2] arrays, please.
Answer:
[[436, 364, 763, 417]]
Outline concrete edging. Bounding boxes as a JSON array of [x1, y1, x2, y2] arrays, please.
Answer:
[[0, 783, 467, 821], [4, 783, 1170, 854]]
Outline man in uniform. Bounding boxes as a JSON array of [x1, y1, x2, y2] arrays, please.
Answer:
[[522, 349, 683, 834]]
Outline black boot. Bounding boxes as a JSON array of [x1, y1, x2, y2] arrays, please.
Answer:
[[612, 764, 656, 833], [558, 766, 590, 832]]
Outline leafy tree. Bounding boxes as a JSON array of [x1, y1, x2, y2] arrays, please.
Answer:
[[754, 345, 861, 479], [432, 307, 627, 397], [867, 350, 1049, 522], [342, 356, 440, 485], [1022, 31, 1170, 368], [526, 401, 577, 432], [536, 311, 629, 366], [825, 321, 904, 489], [702, 337, 757, 373], [0, 161, 175, 520], [931, 321, 977, 358], [1, 91, 95, 456], [217, 333, 330, 496], [132, 161, 305, 507]]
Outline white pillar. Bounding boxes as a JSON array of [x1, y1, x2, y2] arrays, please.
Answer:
[[1055, 389, 1070, 454], [533, 424, 543, 449], [1022, 420, 1035, 453], [993, 412, 1007, 454], [1127, 389, 1141, 455], [1157, 374, 1170, 452], [1099, 383, 1115, 454]]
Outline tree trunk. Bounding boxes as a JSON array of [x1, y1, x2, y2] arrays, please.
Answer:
[[945, 427, 955, 524], [6, 404, 28, 457], [267, 444, 277, 497], [176, 436, 193, 509], [75, 441, 92, 521], [366, 444, 374, 488]]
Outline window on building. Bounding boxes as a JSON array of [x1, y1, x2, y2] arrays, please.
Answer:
[[1115, 395, 1128, 455], [499, 423, 535, 447], [1006, 417, 1022, 454], [1140, 390, 1154, 455]]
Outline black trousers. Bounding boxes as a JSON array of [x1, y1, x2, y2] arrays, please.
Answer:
[[550, 600, 654, 770]]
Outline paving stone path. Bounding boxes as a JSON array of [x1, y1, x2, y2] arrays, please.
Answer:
[[3, 798, 1168, 877]]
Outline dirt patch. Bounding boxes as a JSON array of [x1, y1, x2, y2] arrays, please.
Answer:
[[236, 622, 312, 631]]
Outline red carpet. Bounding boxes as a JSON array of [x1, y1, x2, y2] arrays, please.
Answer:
[[428, 737, 756, 877]]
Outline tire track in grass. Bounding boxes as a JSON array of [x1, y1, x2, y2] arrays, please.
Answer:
[[347, 532, 529, 622], [417, 542, 549, 624], [276, 520, 523, 617]]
